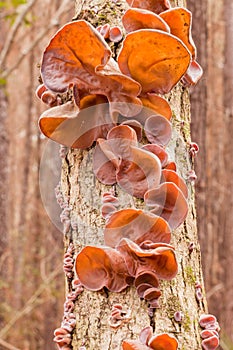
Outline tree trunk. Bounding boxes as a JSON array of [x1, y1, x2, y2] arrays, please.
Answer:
[[58, 0, 209, 349], [189, 0, 233, 343]]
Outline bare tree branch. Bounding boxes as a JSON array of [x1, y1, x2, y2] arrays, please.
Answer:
[[0, 339, 21, 350], [0, 0, 38, 68], [0, 266, 62, 339], [2, 0, 73, 79]]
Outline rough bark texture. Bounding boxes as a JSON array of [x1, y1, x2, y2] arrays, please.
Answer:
[[189, 0, 233, 344], [59, 1, 209, 349]]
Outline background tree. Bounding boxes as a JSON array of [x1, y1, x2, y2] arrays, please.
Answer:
[[189, 0, 233, 347], [0, 1, 73, 349]]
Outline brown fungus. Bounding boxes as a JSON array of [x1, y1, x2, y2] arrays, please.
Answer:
[[161, 169, 188, 198], [41, 20, 142, 118], [93, 125, 162, 198], [118, 29, 191, 94], [104, 208, 171, 247], [117, 238, 178, 279], [144, 182, 188, 230], [125, 0, 171, 14], [160, 7, 196, 59], [75, 246, 132, 292], [142, 144, 168, 168], [122, 326, 178, 349], [144, 115, 172, 146], [122, 8, 170, 33]]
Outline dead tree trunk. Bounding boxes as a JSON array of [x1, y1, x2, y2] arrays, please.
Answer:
[[56, 0, 210, 349]]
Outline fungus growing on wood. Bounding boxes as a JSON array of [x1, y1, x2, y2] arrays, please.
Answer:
[[121, 119, 143, 141], [139, 94, 172, 121], [118, 29, 191, 94], [144, 115, 172, 146], [160, 7, 196, 59], [109, 26, 123, 42], [108, 303, 131, 329], [161, 169, 188, 198], [116, 145, 162, 197], [181, 60, 203, 87], [41, 20, 142, 118], [39, 97, 115, 149], [75, 246, 132, 292], [125, 0, 171, 14], [93, 125, 162, 198], [122, 8, 170, 33], [122, 326, 178, 349], [144, 182, 188, 229], [53, 328, 71, 348], [199, 314, 220, 350], [135, 271, 161, 307], [97, 23, 110, 38], [117, 238, 178, 279], [104, 208, 171, 247], [142, 144, 168, 168]]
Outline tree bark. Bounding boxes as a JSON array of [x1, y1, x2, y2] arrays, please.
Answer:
[[59, 1, 209, 349]]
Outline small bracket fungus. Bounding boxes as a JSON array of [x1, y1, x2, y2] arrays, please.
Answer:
[[174, 311, 184, 323], [189, 142, 200, 158], [108, 303, 131, 329], [135, 271, 161, 308], [199, 314, 220, 350]]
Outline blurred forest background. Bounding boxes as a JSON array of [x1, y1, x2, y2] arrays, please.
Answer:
[[0, 0, 232, 349]]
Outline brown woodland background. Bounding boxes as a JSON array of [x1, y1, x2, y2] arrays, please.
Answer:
[[0, 0, 232, 349]]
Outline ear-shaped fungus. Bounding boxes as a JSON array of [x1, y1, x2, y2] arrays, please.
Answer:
[[142, 144, 168, 168], [118, 29, 191, 94], [139, 94, 172, 121], [109, 26, 123, 42], [41, 20, 142, 118], [160, 7, 196, 59], [181, 60, 203, 87], [122, 8, 170, 33], [122, 340, 149, 350], [144, 115, 172, 146], [116, 145, 162, 197], [161, 169, 188, 198], [104, 208, 171, 247], [125, 0, 171, 14], [117, 238, 178, 279], [148, 333, 178, 349], [93, 125, 162, 198], [75, 246, 132, 292], [144, 182, 188, 229], [39, 96, 116, 149], [122, 326, 178, 350], [201, 336, 219, 350], [135, 271, 161, 307]]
